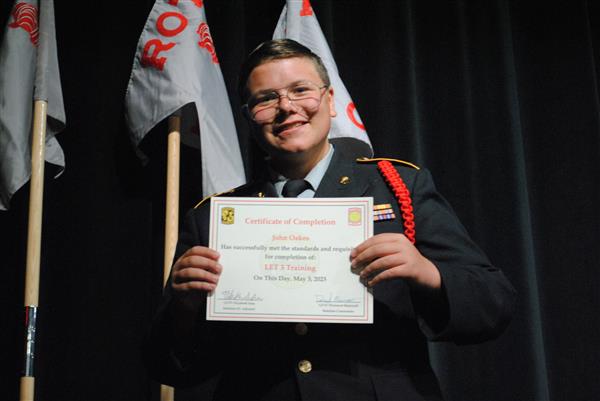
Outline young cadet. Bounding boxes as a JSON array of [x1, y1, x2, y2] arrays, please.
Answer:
[[145, 39, 516, 401]]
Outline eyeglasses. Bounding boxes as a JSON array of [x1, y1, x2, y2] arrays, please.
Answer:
[[243, 81, 328, 124]]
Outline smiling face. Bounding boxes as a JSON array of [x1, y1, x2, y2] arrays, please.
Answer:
[[246, 57, 336, 170]]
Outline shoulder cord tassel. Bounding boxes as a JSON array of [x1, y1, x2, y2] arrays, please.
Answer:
[[377, 160, 416, 244]]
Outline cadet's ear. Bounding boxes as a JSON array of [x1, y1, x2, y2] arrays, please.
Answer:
[[327, 87, 337, 117]]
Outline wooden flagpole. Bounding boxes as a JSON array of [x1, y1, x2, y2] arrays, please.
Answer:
[[160, 115, 181, 401], [20, 100, 48, 401], [163, 115, 181, 286]]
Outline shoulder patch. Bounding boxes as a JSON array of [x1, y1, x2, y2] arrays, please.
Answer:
[[193, 188, 236, 209], [356, 157, 420, 170]]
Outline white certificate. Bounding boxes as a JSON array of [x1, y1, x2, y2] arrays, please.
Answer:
[[207, 197, 373, 324]]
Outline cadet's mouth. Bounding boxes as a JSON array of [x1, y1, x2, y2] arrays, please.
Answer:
[[274, 120, 308, 135]]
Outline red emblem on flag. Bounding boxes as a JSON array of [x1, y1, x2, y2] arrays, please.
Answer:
[[196, 23, 219, 64], [8, 2, 39, 46], [142, 39, 176, 71], [300, 0, 313, 16], [157, 12, 188, 37], [346, 102, 366, 131]]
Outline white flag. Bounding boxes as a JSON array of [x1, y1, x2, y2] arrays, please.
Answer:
[[0, 0, 66, 211], [125, 0, 245, 196], [273, 0, 372, 149]]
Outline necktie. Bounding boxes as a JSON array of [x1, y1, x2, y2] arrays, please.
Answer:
[[282, 179, 312, 198]]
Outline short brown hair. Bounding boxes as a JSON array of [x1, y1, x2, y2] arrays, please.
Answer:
[[238, 39, 331, 103]]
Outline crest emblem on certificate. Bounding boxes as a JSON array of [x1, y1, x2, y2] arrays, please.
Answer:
[[221, 207, 235, 225], [348, 207, 362, 226]]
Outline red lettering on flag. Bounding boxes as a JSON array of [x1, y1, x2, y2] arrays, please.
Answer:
[[168, 0, 203, 7], [141, 39, 176, 70], [300, 0, 313, 16], [8, 2, 39, 46], [157, 12, 188, 37], [196, 23, 219, 64], [346, 102, 366, 131]]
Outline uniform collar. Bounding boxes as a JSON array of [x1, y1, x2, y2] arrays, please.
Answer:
[[271, 145, 334, 197], [314, 139, 371, 198], [254, 138, 371, 198]]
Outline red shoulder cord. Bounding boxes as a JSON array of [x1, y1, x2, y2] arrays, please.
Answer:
[[376, 160, 416, 244]]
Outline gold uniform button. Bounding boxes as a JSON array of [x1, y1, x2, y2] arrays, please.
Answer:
[[298, 359, 312, 373], [339, 176, 351, 185], [294, 323, 308, 336]]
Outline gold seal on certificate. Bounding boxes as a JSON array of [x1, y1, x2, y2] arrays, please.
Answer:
[[207, 197, 374, 324]]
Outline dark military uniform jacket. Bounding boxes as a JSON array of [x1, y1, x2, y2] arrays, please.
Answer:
[[145, 138, 516, 401]]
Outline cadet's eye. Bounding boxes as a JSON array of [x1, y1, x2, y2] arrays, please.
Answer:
[[290, 85, 317, 98], [291, 85, 310, 94], [252, 92, 278, 107]]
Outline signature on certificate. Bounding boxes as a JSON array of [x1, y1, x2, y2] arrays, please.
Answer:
[[315, 293, 360, 304], [219, 289, 264, 302]]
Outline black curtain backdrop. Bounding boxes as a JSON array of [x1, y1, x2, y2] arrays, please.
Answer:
[[1, 1, 599, 400]]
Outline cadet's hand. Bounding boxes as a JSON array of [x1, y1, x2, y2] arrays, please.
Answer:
[[171, 246, 222, 311], [350, 233, 441, 289]]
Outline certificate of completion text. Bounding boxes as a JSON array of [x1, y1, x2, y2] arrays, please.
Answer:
[[207, 197, 373, 324]]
